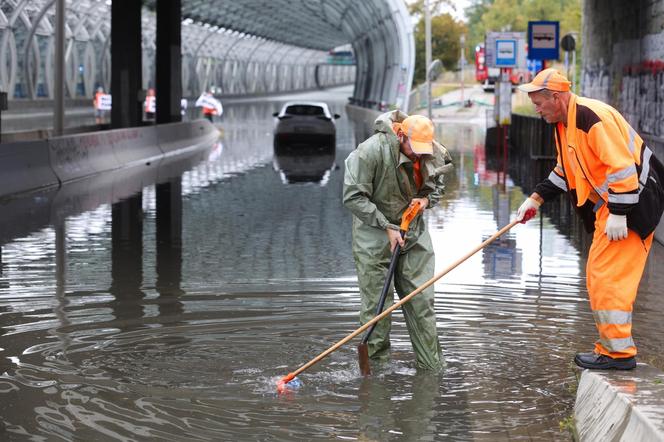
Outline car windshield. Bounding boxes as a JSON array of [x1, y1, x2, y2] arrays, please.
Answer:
[[284, 105, 325, 116]]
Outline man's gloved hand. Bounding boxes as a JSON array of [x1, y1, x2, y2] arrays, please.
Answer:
[[516, 196, 542, 223], [605, 213, 628, 241]]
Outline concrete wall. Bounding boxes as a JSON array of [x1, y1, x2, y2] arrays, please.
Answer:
[[0, 120, 219, 200], [582, 1, 664, 127], [581, 1, 664, 243]]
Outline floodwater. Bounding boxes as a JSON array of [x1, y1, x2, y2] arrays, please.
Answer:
[[1, 85, 663, 441]]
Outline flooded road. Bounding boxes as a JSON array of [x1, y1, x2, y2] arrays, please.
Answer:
[[1, 86, 663, 441]]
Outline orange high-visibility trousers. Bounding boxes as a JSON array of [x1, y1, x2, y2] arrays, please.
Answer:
[[586, 205, 654, 358]]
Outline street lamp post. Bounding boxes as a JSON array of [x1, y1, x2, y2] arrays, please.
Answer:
[[460, 34, 466, 105], [425, 0, 432, 119], [54, 0, 65, 136]]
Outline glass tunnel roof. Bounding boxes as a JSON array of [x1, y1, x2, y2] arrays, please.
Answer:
[[145, 0, 396, 51], [1, 0, 414, 109]]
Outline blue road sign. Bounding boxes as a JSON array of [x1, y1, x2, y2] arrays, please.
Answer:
[[528, 21, 559, 60], [495, 39, 517, 66], [527, 58, 543, 76]]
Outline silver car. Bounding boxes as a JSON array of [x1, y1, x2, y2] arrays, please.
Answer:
[[272, 101, 340, 151]]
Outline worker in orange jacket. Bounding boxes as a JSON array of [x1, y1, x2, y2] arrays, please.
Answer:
[[516, 68, 660, 370], [144, 88, 156, 121], [93, 86, 107, 125]]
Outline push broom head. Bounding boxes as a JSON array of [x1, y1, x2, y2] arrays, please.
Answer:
[[276, 373, 302, 393]]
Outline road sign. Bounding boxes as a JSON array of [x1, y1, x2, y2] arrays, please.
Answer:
[[485, 32, 526, 69], [528, 21, 559, 60], [495, 39, 517, 66]]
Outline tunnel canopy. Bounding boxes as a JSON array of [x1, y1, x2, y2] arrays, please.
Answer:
[[1, 0, 414, 110], [145, 0, 415, 109]]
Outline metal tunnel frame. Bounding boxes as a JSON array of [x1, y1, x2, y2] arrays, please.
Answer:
[[0, 0, 413, 110]]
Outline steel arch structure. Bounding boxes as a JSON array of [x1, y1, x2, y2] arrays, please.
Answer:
[[1, 0, 412, 109]]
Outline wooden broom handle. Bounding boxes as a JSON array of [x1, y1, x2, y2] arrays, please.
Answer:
[[280, 219, 521, 382]]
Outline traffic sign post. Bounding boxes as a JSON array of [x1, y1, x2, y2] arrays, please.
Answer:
[[561, 33, 577, 93]]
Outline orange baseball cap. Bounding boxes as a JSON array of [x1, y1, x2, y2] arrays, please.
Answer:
[[401, 115, 434, 154], [518, 68, 571, 93]]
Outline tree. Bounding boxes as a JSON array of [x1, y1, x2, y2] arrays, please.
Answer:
[[465, 0, 494, 51], [464, 0, 581, 51], [413, 13, 467, 84], [407, 0, 454, 16]]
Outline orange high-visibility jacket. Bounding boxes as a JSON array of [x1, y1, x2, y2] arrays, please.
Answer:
[[94, 92, 104, 109], [535, 94, 644, 227]]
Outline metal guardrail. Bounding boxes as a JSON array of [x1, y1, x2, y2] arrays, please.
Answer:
[[507, 113, 592, 250], [509, 114, 556, 160]]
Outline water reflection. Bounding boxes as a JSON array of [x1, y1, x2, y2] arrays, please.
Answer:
[[272, 136, 336, 185], [155, 179, 185, 319], [0, 87, 662, 440], [358, 373, 444, 440], [109, 194, 145, 332]]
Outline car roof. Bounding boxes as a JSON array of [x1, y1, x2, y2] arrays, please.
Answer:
[[282, 101, 329, 110], [279, 101, 332, 117], [282, 101, 327, 107]]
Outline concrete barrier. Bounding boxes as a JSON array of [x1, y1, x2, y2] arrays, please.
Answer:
[[574, 364, 664, 441], [0, 140, 60, 198], [48, 126, 164, 183], [108, 126, 161, 167], [48, 131, 122, 183], [157, 119, 219, 155], [1, 121, 221, 200]]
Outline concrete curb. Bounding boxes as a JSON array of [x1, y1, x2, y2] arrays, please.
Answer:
[[0, 120, 219, 200], [574, 363, 664, 441]]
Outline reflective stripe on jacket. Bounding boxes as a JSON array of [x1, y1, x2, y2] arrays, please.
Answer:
[[535, 94, 644, 216]]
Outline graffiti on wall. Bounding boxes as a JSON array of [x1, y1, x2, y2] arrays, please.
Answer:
[[620, 60, 664, 137], [581, 61, 612, 104]]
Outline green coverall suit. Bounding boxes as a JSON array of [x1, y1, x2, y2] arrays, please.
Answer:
[[343, 110, 450, 370]]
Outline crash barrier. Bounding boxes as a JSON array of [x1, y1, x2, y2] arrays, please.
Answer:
[[0, 120, 219, 199], [574, 364, 664, 441], [157, 120, 217, 155], [0, 140, 60, 199], [345, 104, 381, 144]]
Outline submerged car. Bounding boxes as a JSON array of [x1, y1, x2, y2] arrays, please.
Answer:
[[272, 101, 340, 151]]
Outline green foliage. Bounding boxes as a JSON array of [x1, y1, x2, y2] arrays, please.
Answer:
[[463, 0, 582, 57], [410, 0, 582, 86], [559, 415, 576, 437], [465, 0, 494, 53], [407, 0, 454, 16], [413, 13, 467, 84]]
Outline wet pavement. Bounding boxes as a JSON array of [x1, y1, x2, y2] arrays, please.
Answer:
[[1, 85, 663, 441]]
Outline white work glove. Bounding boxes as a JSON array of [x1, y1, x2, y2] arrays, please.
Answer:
[[516, 197, 541, 223], [605, 213, 628, 241]]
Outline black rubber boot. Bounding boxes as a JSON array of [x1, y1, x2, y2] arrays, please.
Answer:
[[574, 352, 636, 370]]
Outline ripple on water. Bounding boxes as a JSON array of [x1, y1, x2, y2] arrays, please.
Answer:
[[0, 281, 588, 440]]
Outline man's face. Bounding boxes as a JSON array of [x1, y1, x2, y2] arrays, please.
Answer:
[[399, 133, 420, 160], [529, 90, 563, 124]]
